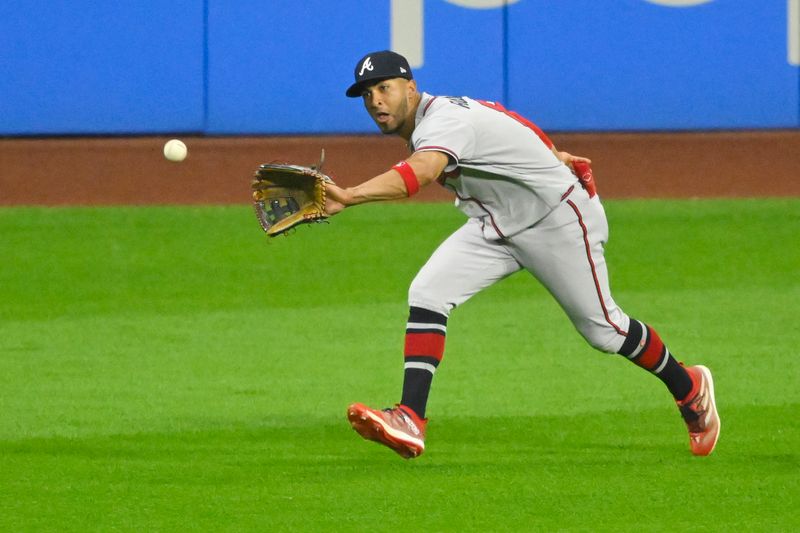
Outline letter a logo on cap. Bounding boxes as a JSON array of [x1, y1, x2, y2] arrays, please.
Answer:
[[359, 57, 374, 76]]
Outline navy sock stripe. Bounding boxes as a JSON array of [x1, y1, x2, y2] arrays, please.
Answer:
[[408, 306, 448, 326], [618, 318, 643, 356], [404, 355, 440, 366], [405, 327, 446, 335]]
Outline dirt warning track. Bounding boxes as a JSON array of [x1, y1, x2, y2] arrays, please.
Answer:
[[1, 131, 798, 206]]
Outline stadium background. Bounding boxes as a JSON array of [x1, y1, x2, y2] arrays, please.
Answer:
[[1, 2, 799, 531], [1, 0, 799, 202]]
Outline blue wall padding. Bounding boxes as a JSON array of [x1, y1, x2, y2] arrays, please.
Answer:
[[0, 0, 796, 135]]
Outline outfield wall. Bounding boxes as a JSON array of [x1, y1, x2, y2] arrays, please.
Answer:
[[1, 131, 797, 206], [1, 1, 798, 136], [3, 2, 797, 204]]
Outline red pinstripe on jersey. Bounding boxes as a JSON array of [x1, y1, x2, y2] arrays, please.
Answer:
[[422, 96, 438, 116], [454, 192, 506, 239], [477, 100, 555, 149], [416, 145, 458, 161]]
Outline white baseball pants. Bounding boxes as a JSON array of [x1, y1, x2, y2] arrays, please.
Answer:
[[408, 187, 631, 353]]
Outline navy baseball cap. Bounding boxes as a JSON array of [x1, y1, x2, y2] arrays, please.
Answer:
[[345, 50, 413, 97]]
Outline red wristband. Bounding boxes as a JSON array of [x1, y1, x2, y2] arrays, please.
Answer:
[[392, 161, 419, 197], [572, 161, 597, 198]]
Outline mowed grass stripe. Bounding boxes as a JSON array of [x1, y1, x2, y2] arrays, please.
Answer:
[[0, 199, 798, 531]]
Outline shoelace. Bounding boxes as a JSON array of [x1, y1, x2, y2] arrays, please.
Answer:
[[382, 407, 419, 434], [388, 407, 409, 422], [380, 407, 403, 423]]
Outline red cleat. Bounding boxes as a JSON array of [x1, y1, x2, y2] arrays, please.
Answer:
[[677, 365, 721, 456], [347, 403, 427, 459]]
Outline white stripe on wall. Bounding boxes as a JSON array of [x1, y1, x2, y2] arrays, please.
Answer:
[[391, 0, 424, 68], [790, 0, 800, 65]]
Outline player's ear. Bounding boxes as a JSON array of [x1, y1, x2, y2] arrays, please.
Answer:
[[407, 79, 418, 98]]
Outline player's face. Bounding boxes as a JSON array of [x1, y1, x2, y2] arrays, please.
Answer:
[[361, 78, 416, 137]]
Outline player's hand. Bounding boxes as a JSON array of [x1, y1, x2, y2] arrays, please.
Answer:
[[555, 151, 591, 171], [324, 182, 351, 215]]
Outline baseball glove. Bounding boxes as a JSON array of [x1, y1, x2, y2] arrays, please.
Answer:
[[251, 153, 333, 237]]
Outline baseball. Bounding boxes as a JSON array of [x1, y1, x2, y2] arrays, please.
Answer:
[[163, 139, 188, 162]]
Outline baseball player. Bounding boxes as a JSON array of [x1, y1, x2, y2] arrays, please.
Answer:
[[325, 50, 720, 459]]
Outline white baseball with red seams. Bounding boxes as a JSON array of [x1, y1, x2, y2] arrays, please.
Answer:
[[407, 92, 631, 354]]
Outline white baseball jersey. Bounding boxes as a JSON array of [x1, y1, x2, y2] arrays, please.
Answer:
[[410, 92, 579, 239]]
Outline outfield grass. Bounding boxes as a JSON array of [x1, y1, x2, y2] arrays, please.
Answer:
[[1, 199, 798, 531]]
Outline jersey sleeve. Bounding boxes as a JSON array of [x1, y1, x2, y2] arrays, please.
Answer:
[[411, 112, 476, 166]]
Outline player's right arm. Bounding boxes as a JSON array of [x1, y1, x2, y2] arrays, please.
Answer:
[[325, 150, 449, 213]]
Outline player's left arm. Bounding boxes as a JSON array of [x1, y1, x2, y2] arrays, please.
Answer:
[[325, 150, 449, 212]]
